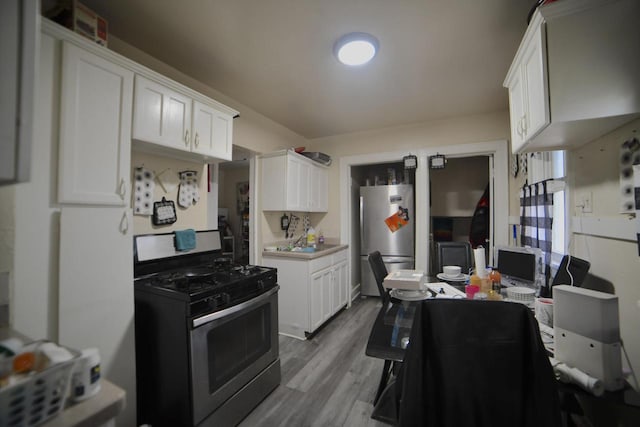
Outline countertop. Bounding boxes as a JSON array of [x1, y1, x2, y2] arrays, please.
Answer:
[[0, 327, 126, 427], [262, 243, 348, 260]]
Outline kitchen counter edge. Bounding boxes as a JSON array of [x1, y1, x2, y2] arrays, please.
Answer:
[[262, 244, 348, 260]]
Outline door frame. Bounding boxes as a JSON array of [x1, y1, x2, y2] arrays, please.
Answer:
[[339, 140, 509, 297]]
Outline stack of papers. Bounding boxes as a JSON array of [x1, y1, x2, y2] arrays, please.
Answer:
[[383, 270, 425, 290]]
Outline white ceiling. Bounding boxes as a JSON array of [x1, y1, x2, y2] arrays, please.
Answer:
[[82, 0, 534, 140]]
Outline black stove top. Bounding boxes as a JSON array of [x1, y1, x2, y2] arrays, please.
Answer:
[[134, 257, 278, 318]]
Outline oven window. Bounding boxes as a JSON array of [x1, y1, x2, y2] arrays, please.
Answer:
[[206, 304, 271, 392]]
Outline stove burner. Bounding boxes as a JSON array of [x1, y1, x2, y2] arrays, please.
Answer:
[[233, 265, 261, 276]]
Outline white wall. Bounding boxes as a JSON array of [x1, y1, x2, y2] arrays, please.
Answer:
[[306, 111, 510, 239], [131, 151, 209, 235], [568, 118, 640, 383]]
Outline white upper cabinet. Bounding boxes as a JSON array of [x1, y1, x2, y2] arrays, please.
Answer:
[[133, 75, 191, 150], [505, 22, 549, 154], [503, 0, 640, 153], [260, 150, 329, 212], [133, 76, 235, 161], [192, 101, 234, 160], [58, 41, 133, 205]]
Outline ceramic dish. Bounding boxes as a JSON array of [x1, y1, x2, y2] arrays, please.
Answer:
[[390, 287, 432, 301], [436, 273, 470, 282]]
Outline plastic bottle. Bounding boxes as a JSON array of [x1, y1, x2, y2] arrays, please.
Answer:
[[307, 226, 316, 248], [471, 268, 491, 294], [490, 268, 502, 292], [318, 231, 325, 245]]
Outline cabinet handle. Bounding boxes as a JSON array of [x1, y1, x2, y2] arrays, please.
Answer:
[[516, 116, 525, 137], [118, 178, 126, 200], [185, 129, 190, 146], [195, 132, 199, 147], [119, 211, 129, 234], [521, 115, 528, 135]]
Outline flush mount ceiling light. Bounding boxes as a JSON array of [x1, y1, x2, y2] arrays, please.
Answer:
[[334, 32, 379, 66]]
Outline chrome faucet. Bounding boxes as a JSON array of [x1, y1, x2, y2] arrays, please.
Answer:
[[291, 233, 306, 248]]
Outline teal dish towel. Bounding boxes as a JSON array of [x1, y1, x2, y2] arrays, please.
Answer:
[[175, 229, 196, 251]]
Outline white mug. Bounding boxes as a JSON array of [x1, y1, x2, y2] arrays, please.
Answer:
[[70, 348, 101, 402]]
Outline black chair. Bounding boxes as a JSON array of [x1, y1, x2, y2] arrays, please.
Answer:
[[377, 300, 561, 426], [551, 254, 590, 288], [434, 241, 473, 274], [368, 251, 391, 306], [542, 254, 591, 297]]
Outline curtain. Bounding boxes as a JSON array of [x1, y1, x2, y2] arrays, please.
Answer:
[[520, 180, 553, 290]]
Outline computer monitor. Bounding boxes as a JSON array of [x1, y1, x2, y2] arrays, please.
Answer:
[[494, 245, 543, 287]]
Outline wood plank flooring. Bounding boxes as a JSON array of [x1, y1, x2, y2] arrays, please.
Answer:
[[239, 297, 390, 427]]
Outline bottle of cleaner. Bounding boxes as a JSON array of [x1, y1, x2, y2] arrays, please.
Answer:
[[307, 226, 316, 248]]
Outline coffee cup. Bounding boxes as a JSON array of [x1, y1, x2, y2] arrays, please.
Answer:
[[442, 265, 461, 278], [535, 297, 554, 327]]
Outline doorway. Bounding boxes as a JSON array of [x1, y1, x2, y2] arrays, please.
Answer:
[[429, 156, 490, 275], [340, 140, 509, 299], [218, 146, 254, 265]]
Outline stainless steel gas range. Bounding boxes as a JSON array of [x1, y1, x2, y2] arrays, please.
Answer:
[[133, 230, 280, 427]]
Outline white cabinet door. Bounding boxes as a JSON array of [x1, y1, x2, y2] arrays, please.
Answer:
[[192, 101, 233, 160], [260, 152, 329, 212], [310, 166, 329, 212], [310, 268, 332, 331], [286, 156, 303, 210], [298, 161, 311, 211], [333, 261, 348, 312], [58, 206, 135, 414], [58, 41, 132, 205], [133, 75, 191, 150], [521, 23, 549, 142], [507, 70, 527, 154], [260, 155, 287, 211]]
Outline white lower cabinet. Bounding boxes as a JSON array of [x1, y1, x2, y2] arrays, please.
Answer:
[[263, 248, 348, 339]]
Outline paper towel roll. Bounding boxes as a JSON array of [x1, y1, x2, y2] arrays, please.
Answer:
[[549, 358, 604, 396], [473, 247, 487, 278]]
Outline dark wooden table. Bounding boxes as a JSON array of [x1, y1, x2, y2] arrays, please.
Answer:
[[364, 278, 466, 405], [364, 287, 640, 427]]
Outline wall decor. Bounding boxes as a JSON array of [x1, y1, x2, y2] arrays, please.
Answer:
[[620, 136, 639, 213], [134, 166, 155, 216], [178, 170, 199, 208]]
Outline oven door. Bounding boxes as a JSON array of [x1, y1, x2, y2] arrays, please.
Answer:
[[190, 286, 279, 425]]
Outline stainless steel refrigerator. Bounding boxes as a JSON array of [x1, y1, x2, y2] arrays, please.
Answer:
[[360, 184, 415, 296]]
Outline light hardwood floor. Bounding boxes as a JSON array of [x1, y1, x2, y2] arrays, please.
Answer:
[[239, 296, 390, 427]]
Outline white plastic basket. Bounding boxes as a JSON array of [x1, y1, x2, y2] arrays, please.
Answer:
[[0, 341, 79, 427], [506, 286, 536, 304]]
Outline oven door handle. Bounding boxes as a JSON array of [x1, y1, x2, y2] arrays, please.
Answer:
[[192, 285, 279, 328]]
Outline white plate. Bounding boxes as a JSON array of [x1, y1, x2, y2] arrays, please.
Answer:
[[436, 272, 469, 282], [390, 287, 432, 301]]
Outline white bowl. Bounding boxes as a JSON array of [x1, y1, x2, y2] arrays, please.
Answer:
[[442, 265, 461, 277]]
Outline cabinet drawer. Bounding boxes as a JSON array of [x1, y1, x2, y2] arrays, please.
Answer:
[[309, 255, 332, 274], [332, 249, 347, 265]]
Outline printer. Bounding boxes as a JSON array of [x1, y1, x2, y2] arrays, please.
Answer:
[[553, 285, 624, 391]]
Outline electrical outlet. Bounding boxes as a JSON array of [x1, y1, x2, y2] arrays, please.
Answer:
[[582, 192, 593, 213]]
